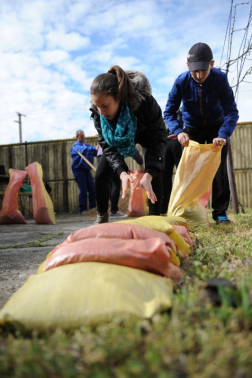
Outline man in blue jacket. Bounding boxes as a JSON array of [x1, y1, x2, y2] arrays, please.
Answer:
[[164, 42, 239, 224], [71, 130, 97, 214]]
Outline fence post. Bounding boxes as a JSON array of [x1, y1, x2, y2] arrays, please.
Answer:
[[227, 141, 239, 214]]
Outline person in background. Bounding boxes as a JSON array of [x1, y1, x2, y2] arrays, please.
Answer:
[[160, 109, 183, 216], [160, 131, 182, 216], [90, 65, 167, 224], [71, 130, 98, 214], [164, 42, 239, 224], [97, 145, 144, 218]]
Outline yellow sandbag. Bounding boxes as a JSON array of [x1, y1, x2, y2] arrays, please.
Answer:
[[0, 262, 173, 332], [165, 215, 187, 227], [25, 162, 56, 225], [168, 141, 222, 231], [117, 216, 191, 258]]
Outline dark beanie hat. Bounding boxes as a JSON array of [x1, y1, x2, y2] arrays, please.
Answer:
[[187, 43, 213, 71]]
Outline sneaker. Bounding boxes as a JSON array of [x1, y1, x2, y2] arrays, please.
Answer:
[[215, 216, 232, 225], [110, 210, 128, 218], [94, 212, 109, 224], [79, 210, 87, 215]]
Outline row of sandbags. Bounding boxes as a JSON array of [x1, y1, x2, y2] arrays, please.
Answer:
[[0, 216, 193, 332], [0, 163, 55, 225]]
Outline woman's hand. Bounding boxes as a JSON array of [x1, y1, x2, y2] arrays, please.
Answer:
[[120, 171, 134, 199], [178, 132, 189, 147], [139, 173, 157, 204], [213, 138, 226, 147]]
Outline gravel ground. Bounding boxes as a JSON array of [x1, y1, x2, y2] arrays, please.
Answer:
[[0, 213, 98, 310]]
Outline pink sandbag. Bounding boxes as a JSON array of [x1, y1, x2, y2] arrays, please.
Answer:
[[128, 170, 145, 217], [44, 237, 183, 282], [25, 162, 55, 225], [0, 169, 27, 224], [172, 225, 194, 246], [66, 222, 177, 251]]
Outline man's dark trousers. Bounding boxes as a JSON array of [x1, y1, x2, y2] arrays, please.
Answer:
[[74, 169, 96, 212], [183, 124, 230, 220]]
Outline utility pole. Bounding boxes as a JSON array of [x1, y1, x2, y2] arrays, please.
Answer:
[[14, 112, 26, 143]]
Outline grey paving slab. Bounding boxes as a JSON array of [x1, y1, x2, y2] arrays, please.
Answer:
[[0, 213, 96, 309]]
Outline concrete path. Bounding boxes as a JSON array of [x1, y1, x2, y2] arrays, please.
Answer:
[[0, 214, 97, 309]]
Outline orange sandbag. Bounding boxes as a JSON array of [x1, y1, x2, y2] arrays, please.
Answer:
[[128, 170, 145, 217], [172, 225, 194, 246], [67, 222, 176, 250], [0, 169, 27, 224], [44, 237, 183, 282], [60, 222, 180, 267], [25, 162, 56, 225]]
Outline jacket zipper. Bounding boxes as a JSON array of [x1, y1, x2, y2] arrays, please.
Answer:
[[199, 85, 206, 126]]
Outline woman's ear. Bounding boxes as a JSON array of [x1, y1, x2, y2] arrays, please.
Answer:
[[116, 93, 121, 101]]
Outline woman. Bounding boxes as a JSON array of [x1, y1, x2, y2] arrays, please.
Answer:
[[90, 65, 167, 224]]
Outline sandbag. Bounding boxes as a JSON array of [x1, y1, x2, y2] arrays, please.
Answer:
[[127, 170, 145, 217], [44, 237, 182, 280], [0, 262, 173, 331], [66, 222, 173, 244], [118, 216, 191, 259], [168, 141, 222, 231], [0, 169, 27, 224], [25, 162, 56, 225], [66, 222, 178, 255], [172, 225, 194, 246], [165, 215, 188, 227]]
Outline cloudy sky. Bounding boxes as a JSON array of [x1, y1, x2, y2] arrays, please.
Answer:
[[0, 0, 251, 145]]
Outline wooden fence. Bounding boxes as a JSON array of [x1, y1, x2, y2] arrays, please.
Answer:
[[0, 122, 251, 215], [0, 137, 144, 215]]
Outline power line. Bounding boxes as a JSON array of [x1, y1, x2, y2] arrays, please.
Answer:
[[25, 115, 82, 132]]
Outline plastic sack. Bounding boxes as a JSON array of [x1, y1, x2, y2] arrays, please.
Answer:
[[0, 169, 27, 224], [66, 222, 178, 256], [117, 216, 191, 259], [172, 225, 194, 246], [168, 141, 222, 231], [165, 215, 188, 227], [67, 222, 176, 244], [127, 170, 145, 217], [43, 237, 182, 281], [25, 162, 56, 225], [0, 262, 173, 331]]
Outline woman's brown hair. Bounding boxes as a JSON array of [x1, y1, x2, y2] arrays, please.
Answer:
[[90, 65, 136, 103]]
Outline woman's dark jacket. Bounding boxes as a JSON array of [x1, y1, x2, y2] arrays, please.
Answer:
[[90, 70, 167, 178]]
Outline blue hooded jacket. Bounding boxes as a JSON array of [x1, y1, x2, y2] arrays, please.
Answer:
[[164, 67, 239, 140], [71, 140, 97, 174]]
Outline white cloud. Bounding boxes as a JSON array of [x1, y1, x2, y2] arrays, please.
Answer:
[[40, 50, 70, 65], [45, 31, 90, 51], [0, 0, 251, 146]]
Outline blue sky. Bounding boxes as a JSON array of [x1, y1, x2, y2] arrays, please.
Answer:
[[0, 0, 251, 145]]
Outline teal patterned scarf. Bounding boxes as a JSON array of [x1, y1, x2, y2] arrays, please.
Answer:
[[100, 102, 137, 158]]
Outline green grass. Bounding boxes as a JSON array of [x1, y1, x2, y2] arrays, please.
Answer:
[[1, 212, 252, 377]]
